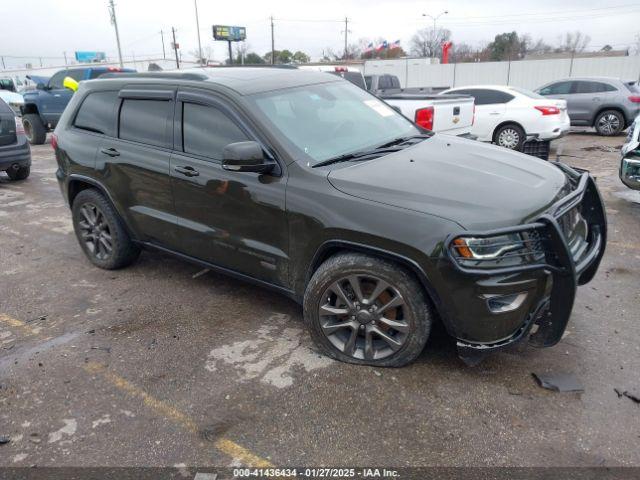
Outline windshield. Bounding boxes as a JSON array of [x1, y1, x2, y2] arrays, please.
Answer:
[[249, 81, 419, 164]]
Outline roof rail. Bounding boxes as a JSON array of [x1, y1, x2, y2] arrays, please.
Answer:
[[98, 72, 208, 81]]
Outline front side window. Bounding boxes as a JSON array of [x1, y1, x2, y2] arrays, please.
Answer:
[[48, 72, 67, 89], [182, 103, 249, 159], [74, 91, 119, 136], [119, 99, 172, 148], [539, 81, 573, 95], [249, 81, 419, 164]]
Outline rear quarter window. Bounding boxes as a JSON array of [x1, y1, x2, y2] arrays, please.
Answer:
[[74, 91, 119, 136], [119, 99, 172, 148]]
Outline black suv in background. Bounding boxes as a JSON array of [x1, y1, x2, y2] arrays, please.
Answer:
[[53, 69, 606, 366]]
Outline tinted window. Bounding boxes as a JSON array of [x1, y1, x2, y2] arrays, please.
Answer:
[[119, 99, 172, 148], [182, 103, 248, 159], [74, 91, 119, 136], [448, 89, 513, 105], [49, 69, 84, 89], [390, 76, 401, 89], [364, 76, 372, 90], [575, 81, 617, 94], [539, 81, 573, 95], [378, 76, 391, 89], [0, 79, 15, 92]]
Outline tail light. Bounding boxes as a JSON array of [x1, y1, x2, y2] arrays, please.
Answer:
[[534, 106, 560, 115], [415, 106, 434, 130], [107, 67, 122, 72], [628, 96, 640, 103], [51, 133, 58, 150], [15, 117, 25, 136], [334, 66, 347, 72]]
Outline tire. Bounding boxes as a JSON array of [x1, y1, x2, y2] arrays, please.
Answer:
[[6, 165, 30, 181], [494, 123, 526, 151], [71, 189, 140, 270], [22, 114, 47, 145], [594, 110, 624, 136], [303, 253, 433, 367]]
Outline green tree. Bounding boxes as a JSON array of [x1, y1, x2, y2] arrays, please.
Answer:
[[292, 51, 310, 63], [487, 31, 528, 61]]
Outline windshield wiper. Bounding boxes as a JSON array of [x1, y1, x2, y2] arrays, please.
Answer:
[[374, 133, 432, 149], [312, 147, 404, 168]]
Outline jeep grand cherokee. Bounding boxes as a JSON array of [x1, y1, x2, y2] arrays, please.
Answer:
[[52, 68, 607, 367]]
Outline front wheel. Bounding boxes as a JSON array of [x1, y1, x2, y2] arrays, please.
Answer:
[[494, 123, 526, 151], [72, 189, 140, 270], [303, 253, 433, 367], [594, 110, 624, 136], [21, 114, 47, 145]]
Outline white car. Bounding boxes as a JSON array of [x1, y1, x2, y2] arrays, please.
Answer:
[[0, 90, 24, 116], [440, 85, 570, 150]]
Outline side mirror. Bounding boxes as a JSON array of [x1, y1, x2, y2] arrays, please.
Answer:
[[222, 141, 273, 174], [620, 153, 640, 190]]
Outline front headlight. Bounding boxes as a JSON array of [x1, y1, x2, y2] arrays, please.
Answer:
[[451, 231, 546, 267]]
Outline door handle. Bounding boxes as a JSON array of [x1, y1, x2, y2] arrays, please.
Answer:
[[99, 147, 120, 157], [174, 165, 200, 177]]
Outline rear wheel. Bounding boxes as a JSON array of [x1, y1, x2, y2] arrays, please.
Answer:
[[594, 110, 624, 136], [304, 253, 433, 367], [71, 189, 140, 269], [494, 123, 525, 151], [22, 114, 47, 145], [6, 165, 30, 181]]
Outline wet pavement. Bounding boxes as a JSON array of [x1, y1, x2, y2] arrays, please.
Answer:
[[1, 132, 639, 468]]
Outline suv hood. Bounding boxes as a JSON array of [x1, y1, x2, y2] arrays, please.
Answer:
[[327, 135, 568, 230]]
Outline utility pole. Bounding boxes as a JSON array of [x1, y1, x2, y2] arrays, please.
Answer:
[[270, 16, 275, 65], [343, 17, 349, 60], [108, 0, 124, 68], [160, 30, 166, 59], [171, 27, 180, 69], [194, 0, 203, 65]]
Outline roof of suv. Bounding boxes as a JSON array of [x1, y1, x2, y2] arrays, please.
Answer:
[[98, 67, 341, 96]]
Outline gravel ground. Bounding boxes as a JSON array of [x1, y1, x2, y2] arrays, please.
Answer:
[[0, 132, 639, 469]]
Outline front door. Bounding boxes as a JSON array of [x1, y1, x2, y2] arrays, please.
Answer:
[[170, 91, 288, 286], [40, 69, 82, 127]]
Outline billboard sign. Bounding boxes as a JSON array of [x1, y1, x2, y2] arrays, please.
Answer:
[[75, 51, 106, 63], [212, 25, 246, 42]]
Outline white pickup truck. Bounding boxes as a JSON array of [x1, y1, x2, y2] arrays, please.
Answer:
[[379, 91, 475, 137]]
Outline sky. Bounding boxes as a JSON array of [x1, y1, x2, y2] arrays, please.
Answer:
[[1, 0, 639, 68]]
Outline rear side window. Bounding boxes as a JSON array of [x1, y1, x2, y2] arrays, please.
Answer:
[[119, 99, 172, 148], [74, 91, 119, 136], [182, 103, 248, 159], [364, 76, 372, 90], [575, 81, 617, 94], [449, 89, 513, 105]]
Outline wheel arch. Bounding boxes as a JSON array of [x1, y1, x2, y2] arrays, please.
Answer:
[[492, 120, 526, 143], [591, 106, 627, 129], [67, 175, 136, 239], [21, 103, 39, 116], [305, 240, 453, 333]]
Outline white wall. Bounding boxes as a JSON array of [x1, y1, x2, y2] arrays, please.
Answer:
[[363, 56, 640, 90]]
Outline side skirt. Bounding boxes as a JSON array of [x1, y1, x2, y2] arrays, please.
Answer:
[[137, 241, 300, 304]]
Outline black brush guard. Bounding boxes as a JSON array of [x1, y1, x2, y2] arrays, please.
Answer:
[[448, 164, 607, 359]]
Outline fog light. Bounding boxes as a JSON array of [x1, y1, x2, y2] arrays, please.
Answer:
[[483, 292, 527, 313]]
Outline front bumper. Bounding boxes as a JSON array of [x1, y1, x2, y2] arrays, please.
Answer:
[[440, 165, 606, 361]]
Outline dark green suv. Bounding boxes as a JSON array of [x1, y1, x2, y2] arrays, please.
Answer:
[[53, 68, 607, 367]]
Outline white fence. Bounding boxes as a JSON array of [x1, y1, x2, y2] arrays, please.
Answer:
[[363, 55, 640, 90]]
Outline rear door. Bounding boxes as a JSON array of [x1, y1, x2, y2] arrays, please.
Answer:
[[572, 81, 618, 123], [539, 81, 577, 118], [170, 89, 288, 286], [96, 86, 179, 249]]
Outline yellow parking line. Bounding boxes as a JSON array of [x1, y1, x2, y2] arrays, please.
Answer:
[[0, 313, 38, 336], [83, 362, 272, 467]]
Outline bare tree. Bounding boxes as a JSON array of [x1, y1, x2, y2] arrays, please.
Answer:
[[409, 27, 451, 58], [189, 45, 215, 64], [558, 31, 591, 53]]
